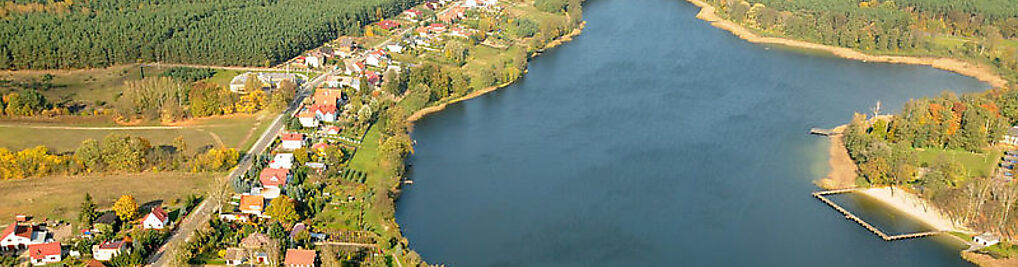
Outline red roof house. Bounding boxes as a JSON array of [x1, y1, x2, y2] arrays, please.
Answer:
[[259, 168, 290, 188], [284, 249, 316, 267], [142, 206, 170, 229], [377, 20, 399, 30], [28, 241, 61, 265]]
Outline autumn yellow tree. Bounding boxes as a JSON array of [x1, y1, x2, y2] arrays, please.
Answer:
[[236, 90, 267, 113], [265, 195, 299, 223], [113, 195, 138, 221]]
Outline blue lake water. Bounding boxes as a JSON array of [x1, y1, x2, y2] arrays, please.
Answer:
[[396, 0, 989, 265]]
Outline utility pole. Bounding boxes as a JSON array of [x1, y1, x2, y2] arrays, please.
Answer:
[[872, 101, 881, 118]]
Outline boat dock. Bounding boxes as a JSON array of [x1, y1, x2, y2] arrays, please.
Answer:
[[809, 128, 841, 136], [813, 189, 943, 241]]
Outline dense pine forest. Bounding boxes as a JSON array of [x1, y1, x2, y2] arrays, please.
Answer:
[[709, 0, 1018, 81], [0, 0, 420, 69]]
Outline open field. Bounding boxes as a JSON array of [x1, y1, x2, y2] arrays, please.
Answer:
[[0, 113, 269, 153], [916, 147, 1001, 178], [0, 64, 171, 105], [0, 172, 217, 221]]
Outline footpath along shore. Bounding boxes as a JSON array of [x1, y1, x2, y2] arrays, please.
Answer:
[[683, 0, 1008, 88]]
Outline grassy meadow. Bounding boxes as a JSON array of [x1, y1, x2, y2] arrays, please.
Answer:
[[0, 172, 217, 221]]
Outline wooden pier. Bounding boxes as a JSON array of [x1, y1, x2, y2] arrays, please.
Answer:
[[813, 189, 942, 241], [809, 128, 841, 136]]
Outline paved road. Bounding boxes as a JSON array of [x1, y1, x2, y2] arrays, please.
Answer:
[[146, 70, 335, 266]]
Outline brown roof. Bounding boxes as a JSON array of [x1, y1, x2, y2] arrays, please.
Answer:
[[259, 168, 290, 187], [280, 133, 304, 142], [225, 247, 246, 261], [86, 260, 107, 267], [284, 249, 316, 266], [240, 232, 272, 249], [148, 206, 169, 222]]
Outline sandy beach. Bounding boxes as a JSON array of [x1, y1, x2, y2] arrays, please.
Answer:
[[684, 0, 1008, 88], [857, 186, 968, 232]]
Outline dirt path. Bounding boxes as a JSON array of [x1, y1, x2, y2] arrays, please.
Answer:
[[684, 0, 1008, 88]]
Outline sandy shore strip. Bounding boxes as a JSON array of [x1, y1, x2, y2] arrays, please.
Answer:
[[857, 186, 969, 232], [407, 22, 586, 123], [816, 125, 857, 190], [683, 0, 1008, 88]]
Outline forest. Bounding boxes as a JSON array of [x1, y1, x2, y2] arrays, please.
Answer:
[[709, 0, 1018, 81], [0, 0, 421, 69]]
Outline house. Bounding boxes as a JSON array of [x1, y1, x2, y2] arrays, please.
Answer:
[[366, 72, 381, 86], [386, 43, 404, 53], [428, 23, 447, 33], [337, 38, 356, 54], [93, 212, 117, 231], [326, 126, 342, 135], [225, 247, 247, 266], [269, 153, 294, 169], [974, 232, 1001, 247], [464, 0, 496, 8], [284, 249, 316, 267], [1004, 126, 1018, 146], [240, 233, 273, 265], [218, 213, 251, 223], [305, 162, 327, 173], [366, 54, 385, 67], [259, 168, 290, 189], [28, 242, 61, 265], [313, 104, 338, 122], [142, 206, 169, 230], [297, 109, 319, 128], [313, 89, 345, 106], [377, 20, 399, 30], [438, 6, 466, 23], [92, 240, 128, 261], [85, 260, 107, 267], [239, 195, 265, 217], [230, 72, 299, 93], [450, 27, 473, 38], [403, 9, 423, 20], [2, 222, 48, 250], [280, 133, 305, 150], [306, 56, 321, 68]]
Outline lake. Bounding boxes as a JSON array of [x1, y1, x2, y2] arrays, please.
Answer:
[[395, 0, 990, 265]]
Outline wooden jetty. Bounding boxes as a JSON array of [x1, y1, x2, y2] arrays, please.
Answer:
[[809, 128, 840, 136], [813, 189, 943, 241]]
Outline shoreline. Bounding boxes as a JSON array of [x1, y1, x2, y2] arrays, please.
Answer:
[[683, 0, 1008, 88], [406, 22, 586, 123], [857, 186, 968, 233]]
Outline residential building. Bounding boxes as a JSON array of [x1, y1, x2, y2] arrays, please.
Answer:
[[239, 195, 265, 217], [142, 206, 169, 230], [313, 104, 338, 122], [280, 133, 305, 150], [225, 247, 247, 266], [240, 233, 273, 265], [284, 249, 316, 267], [297, 109, 319, 128], [28, 242, 61, 266], [269, 153, 294, 169], [2, 222, 48, 251], [259, 168, 290, 189], [1004, 126, 1018, 146], [92, 240, 128, 261], [974, 232, 1001, 247], [377, 20, 399, 30]]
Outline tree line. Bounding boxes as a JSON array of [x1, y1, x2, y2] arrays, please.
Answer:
[[0, 0, 422, 69], [0, 133, 238, 180]]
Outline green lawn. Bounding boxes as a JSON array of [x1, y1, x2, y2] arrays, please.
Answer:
[[916, 147, 1001, 178], [0, 172, 216, 221]]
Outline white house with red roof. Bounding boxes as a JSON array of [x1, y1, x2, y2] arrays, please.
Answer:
[[142, 206, 170, 230], [28, 241, 61, 265], [269, 153, 294, 169], [280, 133, 305, 150], [1, 222, 49, 251], [313, 104, 338, 122], [297, 108, 319, 128], [92, 240, 129, 261], [258, 168, 289, 200], [403, 9, 423, 20], [326, 126, 342, 136]]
